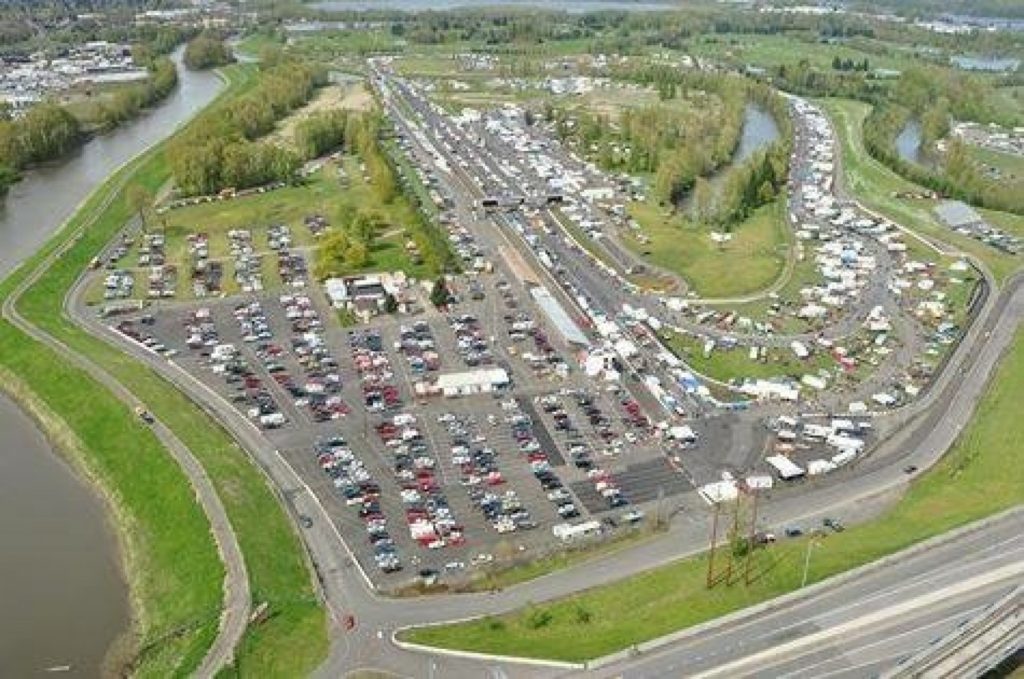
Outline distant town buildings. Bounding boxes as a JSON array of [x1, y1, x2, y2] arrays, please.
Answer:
[[0, 41, 144, 115]]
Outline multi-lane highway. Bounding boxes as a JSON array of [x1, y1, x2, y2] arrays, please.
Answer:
[[594, 510, 1023, 679]]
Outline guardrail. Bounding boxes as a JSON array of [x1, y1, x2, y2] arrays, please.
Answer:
[[883, 585, 1022, 678]]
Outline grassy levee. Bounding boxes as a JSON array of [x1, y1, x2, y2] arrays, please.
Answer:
[[403, 330, 1024, 662], [819, 98, 1022, 283], [1, 63, 327, 676]]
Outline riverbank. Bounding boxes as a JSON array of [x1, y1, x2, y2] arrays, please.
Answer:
[[0, 61, 326, 675], [0, 49, 223, 677]]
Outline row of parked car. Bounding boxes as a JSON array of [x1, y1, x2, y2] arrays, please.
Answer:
[[439, 411, 538, 534], [501, 398, 581, 520], [279, 294, 348, 422], [397, 320, 441, 378], [448, 313, 493, 368], [228, 229, 264, 294], [116, 316, 174, 358], [314, 436, 402, 573], [350, 330, 402, 413], [226, 301, 285, 428], [376, 413, 465, 550], [188, 233, 223, 298]]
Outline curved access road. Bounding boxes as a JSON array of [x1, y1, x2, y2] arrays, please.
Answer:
[[1, 197, 251, 677]]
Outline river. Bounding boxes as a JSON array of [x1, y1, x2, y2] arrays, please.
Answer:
[[0, 46, 222, 677]]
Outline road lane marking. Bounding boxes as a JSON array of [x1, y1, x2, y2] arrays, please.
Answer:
[[692, 561, 1024, 679]]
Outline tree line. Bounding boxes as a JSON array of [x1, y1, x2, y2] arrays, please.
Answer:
[[165, 61, 327, 196], [76, 55, 179, 131], [0, 103, 81, 189]]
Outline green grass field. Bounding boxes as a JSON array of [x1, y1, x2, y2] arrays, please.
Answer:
[[624, 199, 790, 299], [402, 327, 1024, 661], [708, 243, 822, 334], [662, 331, 834, 384], [0, 64, 327, 677], [686, 33, 908, 73], [820, 98, 1022, 282]]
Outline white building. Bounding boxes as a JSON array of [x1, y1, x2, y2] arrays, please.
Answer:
[[435, 368, 510, 397]]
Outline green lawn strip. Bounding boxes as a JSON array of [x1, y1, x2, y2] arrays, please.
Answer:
[[402, 329, 1024, 661], [819, 98, 1021, 282], [470, 527, 661, 593], [624, 199, 789, 299], [5, 63, 328, 676]]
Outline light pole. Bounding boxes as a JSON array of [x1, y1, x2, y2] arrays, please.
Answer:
[[801, 539, 819, 588]]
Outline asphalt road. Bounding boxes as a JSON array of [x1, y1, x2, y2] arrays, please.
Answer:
[[594, 510, 1024, 678]]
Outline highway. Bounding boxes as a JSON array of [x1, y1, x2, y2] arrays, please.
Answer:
[[594, 510, 1023, 678]]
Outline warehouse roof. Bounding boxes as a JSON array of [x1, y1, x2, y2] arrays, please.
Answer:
[[529, 286, 589, 347], [436, 367, 510, 391]]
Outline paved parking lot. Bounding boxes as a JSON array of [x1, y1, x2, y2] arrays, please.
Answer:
[[104, 271, 698, 589]]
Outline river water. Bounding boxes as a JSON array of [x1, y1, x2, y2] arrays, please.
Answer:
[[0, 47, 222, 677], [677, 104, 780, 213]]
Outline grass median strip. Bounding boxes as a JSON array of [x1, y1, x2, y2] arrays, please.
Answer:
[[2, 63, 327, 676], [401, 329, 1024, 662]]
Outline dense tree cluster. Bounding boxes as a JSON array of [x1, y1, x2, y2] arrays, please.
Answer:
[[548, 74, 749, 205], [704, 143, 790, 227], [294, 111, 349, 161], [166, 62, 326, 196], [183, 32, 234, 71], [314, 208, 384, 278], [832, 57, 870, 71]]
